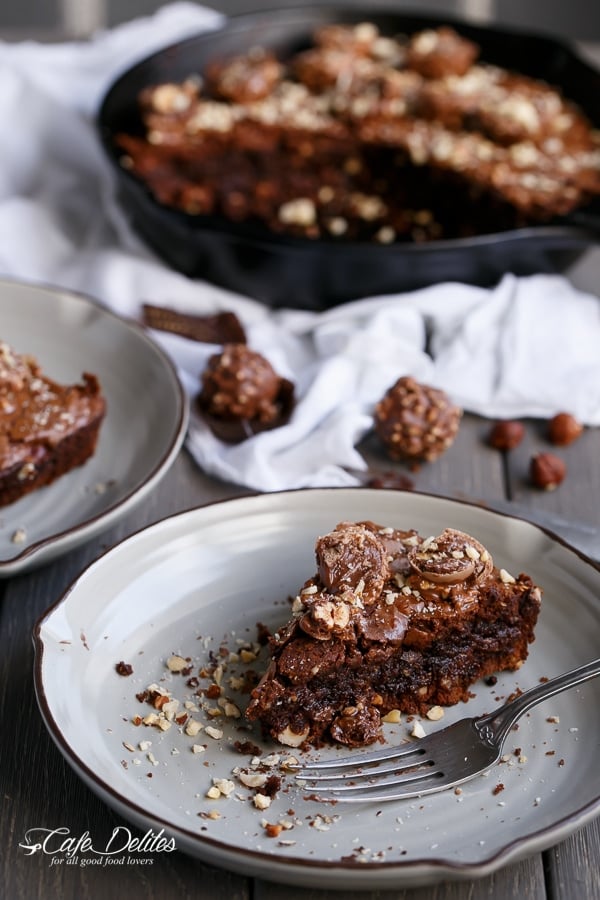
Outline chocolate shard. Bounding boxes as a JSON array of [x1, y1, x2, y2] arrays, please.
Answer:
[[142, 304, 246, 345]]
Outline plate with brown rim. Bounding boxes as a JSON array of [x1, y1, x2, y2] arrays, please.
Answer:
[[34, 488, 600, 888]]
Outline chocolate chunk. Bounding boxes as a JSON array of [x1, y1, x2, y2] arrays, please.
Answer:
[[358, 603, 409, 644]]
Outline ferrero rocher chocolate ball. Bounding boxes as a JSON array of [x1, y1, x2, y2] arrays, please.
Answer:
[[198, 343, 295, 443], [200, 344, 281, 423], [374, 375, 462, 462]]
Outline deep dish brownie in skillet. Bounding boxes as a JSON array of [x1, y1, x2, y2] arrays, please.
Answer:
[[246, 521, 542, 748], [118, 23, 600, 242]]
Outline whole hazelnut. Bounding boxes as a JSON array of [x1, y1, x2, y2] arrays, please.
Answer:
[[548, 412, 583, 446], [488, 420, 525, 451], [530, 452, 566, 491]]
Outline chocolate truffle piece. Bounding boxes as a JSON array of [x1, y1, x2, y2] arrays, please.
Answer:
[[374, 375, 462, 462], [198, 343, 294, 442]]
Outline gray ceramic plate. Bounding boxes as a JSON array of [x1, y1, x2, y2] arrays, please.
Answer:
[[34, 489, 600, 889], [0, 279, 188, 575]]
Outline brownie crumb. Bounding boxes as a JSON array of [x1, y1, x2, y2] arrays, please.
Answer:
[[116, 661, 134, 676], [234, 739, 263, 756], [263, 774, 282, 797], [256, 622, 272, 645]]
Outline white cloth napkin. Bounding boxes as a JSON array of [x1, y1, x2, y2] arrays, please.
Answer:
[[0, 2, 599, 492]]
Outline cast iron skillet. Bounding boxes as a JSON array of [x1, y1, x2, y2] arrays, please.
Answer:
[[98, 6, 600, 309]]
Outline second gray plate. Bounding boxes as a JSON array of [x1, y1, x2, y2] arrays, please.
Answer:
[[0, 279, 188, 575]]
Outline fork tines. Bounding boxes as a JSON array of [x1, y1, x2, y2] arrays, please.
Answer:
[[291, 739, 446, 803]]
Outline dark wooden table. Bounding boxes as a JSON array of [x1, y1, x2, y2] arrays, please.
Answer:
[[1, 251, 600, 899]]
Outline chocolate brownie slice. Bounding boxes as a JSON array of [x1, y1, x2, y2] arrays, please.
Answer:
[[246, 521, 542, 748], [0, 341, 106, 507]]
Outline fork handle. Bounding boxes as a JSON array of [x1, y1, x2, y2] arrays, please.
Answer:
[[476, 657, 600, 747]]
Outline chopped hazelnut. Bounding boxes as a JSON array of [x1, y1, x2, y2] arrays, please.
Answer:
[[411, 720, 427, 739], [212, 778, 235, 797], [238, 770, 268, 789], [185, 718, 204, 737], [11, 527, 27, 544], [206, 785, 221, 799], [254, 793, 273, 810], [277, 725, 309, 747], [166, 654, 189, 672], [205, 725, 223, 740]]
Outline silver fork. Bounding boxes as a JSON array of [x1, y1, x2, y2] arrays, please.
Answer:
[[291, 657, 600, 803]]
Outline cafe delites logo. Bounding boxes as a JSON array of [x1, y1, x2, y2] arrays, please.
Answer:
[[19, 826, 176, 867]]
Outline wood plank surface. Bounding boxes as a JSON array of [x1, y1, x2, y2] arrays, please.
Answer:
[[545, 821, 600, 900]]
